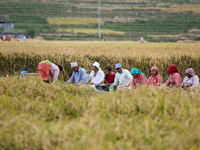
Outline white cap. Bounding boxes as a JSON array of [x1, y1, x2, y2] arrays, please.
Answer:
[[92, 62, 100, 69], [70, 62, 78, 68]]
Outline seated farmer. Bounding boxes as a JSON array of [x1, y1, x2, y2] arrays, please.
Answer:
[[96, 66, 115, 91], [181, 68, 199, 89], [128, 68, 147, 87], [65, 62, 87, 84], [37, 60, 63, 83], [113, 63, 133, 88], [147, 66, 163, 87], [166, 65, 182, 87], [86, 62, 105, 85]]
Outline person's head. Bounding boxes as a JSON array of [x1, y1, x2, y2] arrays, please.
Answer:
[[115, 63, 122, 73], [185, 68, 195, 78], [151, 66, 159, 76], [92, 62, 100, 72], [101, 37, 103, 39], [131, 68, 142, 78], [167, 65, 179, 74], [57, 65, 63, 72], [70, 62, 79, 72], [22, 35, 24, 37], [105, 66, 112, 75]]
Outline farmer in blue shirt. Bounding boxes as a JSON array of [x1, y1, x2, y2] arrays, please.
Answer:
[[65, 62, 87, 84]]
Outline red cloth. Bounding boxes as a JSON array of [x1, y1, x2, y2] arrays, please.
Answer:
[[147, 74, 163, 87], [104, 74, 115, 84], [37, 62, 51, 81], [167, 65, 179, 74], [166, 73, 183, 87], [132, 73, 147, 85]]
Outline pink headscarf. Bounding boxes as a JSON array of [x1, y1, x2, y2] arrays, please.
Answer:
[[151, 66, 160, 75], [185, 68, 195, 76]]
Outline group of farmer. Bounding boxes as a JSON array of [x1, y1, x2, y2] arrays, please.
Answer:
[[36, 60, 199, 91], [1, 35, 26, 42]]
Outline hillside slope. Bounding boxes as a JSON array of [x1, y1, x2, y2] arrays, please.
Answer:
[[0, 0, 200, 41]]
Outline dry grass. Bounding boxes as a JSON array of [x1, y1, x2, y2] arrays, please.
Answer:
[[47, 18, 104, 26], [1, 41, 200, 80], [0, 77, 200, 149], [146, 35, 177, 38], [56, 29, 125, 36]]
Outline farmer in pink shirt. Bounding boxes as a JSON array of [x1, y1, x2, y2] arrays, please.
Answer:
[[166, 65, 183, 87]]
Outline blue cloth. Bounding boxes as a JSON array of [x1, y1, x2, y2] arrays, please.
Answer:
[[20, 68, 29, 74], [65, 67, 87, 84], [131, 68, 146, 77], [115, 63, 122, 69], [95, 85, 109, 92]]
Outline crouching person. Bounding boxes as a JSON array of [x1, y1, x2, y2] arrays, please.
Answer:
[[95, 66, 115, 91], [128, 68, 147, 88], [113, 63, 133, 89], [181, 68, 199, 89], [65, 62, 87, 84], [37, 60, 63, 83], [86, 62, 105, 86]]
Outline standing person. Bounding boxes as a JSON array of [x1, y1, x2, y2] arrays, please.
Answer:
[[113, 63, 133, 88], [140, 37, 144, 43], [37, 60, 63, 83], [166, 65, 182, 87], [128, 68, 147, 87], [101, 37, 105, 42], [22, 35, 26, 41], [181, 68, 199, 89], [65, 62, 87, 84], [8, 34, 11, 41], [147, 66, 163, 87], [95, 66, 115, 91], [86, 62, 105, 85]]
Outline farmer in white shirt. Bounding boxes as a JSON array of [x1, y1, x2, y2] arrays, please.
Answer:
[[86, 62, 105, 85], [181, 68, 199, 89], [113, 63, 133, 88]]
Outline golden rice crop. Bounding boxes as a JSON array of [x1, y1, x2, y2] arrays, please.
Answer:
[[56, 29, 125, 36], [1, 41, 200, 149], [47, 18, 104, 25], [1, 41, 200, 80], [0, 77, 200, 149]]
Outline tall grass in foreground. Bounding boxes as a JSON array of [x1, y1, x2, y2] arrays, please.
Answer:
[[0, 77, 200, 149]]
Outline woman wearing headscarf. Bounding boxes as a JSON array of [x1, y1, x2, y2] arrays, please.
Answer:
[[147, 66, 163, 87], [181, 68, 199, 89], [86, 62, 105, 85], [166, 65, 183, 87], [128, 68, 147, 87]]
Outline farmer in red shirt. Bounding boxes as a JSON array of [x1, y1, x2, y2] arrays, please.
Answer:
[[95, 66, 115, 91], [101, 66, 115, 85]]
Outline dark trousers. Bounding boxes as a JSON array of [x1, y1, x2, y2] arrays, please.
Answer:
[[95, 85, 109, 92]]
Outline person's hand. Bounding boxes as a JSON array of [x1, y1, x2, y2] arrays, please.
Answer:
[[87, 70, 90, 74], [90, 82, 94, 85], [101, 81, 104, 84]]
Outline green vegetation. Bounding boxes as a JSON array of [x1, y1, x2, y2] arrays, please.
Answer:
[[0, 0, 200, 41]]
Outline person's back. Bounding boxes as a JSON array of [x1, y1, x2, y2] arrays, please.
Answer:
[[23, 36, 26, 41]]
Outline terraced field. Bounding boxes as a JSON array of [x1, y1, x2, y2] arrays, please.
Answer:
[[0, 0, 200, 41]]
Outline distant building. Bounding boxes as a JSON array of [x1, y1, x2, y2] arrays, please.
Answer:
[[0, 21, 14, 31]]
